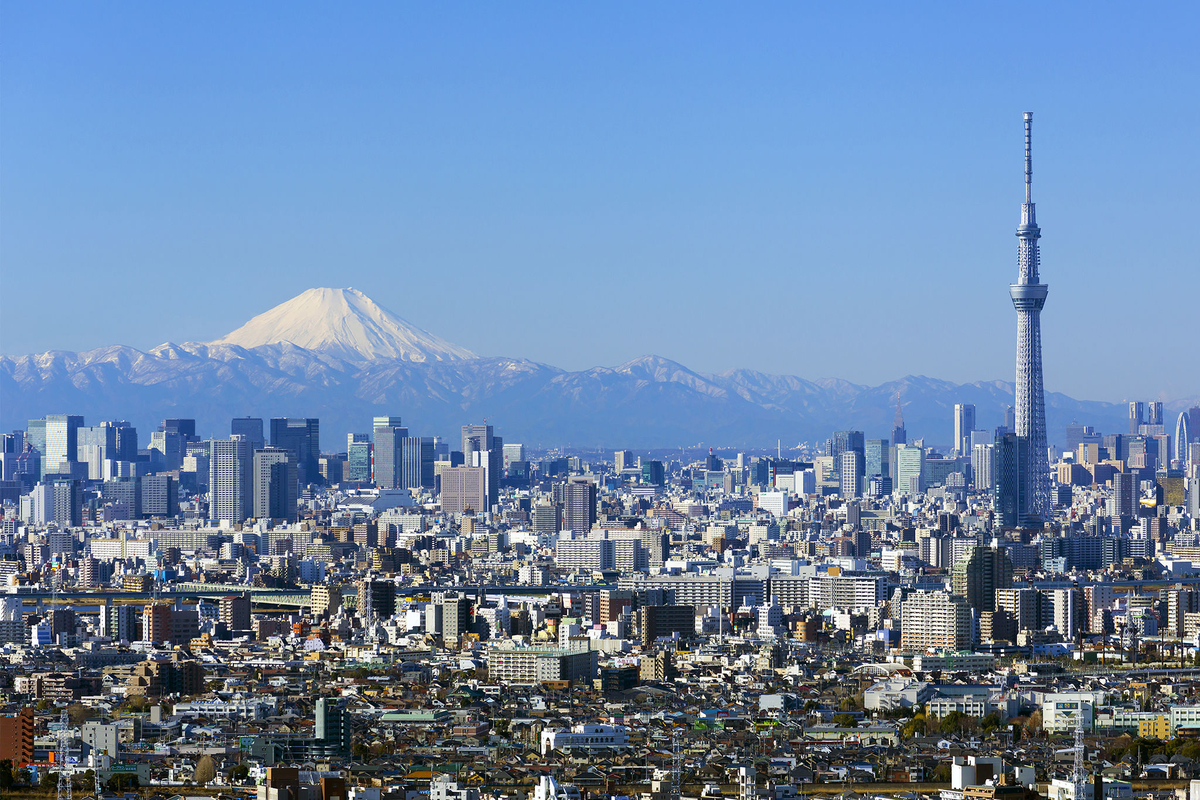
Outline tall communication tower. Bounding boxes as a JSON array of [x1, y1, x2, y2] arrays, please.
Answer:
[[670, 728, 683, 800], [1071, 708, 1088, 800], [56, 708, 72, 800], [1009, 111, 1052, 524]]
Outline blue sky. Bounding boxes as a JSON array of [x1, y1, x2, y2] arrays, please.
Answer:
[[2, 3, 1197, 402]]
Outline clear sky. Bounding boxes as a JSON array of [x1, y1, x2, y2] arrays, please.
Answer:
[[2, 4, 1197, 403]]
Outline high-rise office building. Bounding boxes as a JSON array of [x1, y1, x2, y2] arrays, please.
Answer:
[[253, 447, 298, 522], [993, 432, 1026, 529], [1148, 401, 1164, 427], [372, 417, 408, 489], [1112, 472, 1137, 520], [209, 435, 252, 523], [77, 424, 118, 480], [43, 414, 83, 475], [441, 466, 487, 514], [1008, 113, 1051, 525], [1128, 402, 1145, 434], [864, 439, 888, 479], [400, 436, 435, 490], [108, 420, 138, 462], [831, 431, 864, 481], [346, 434, 372, 483], [505, 443, 528, 470], [953, 404, 976, 457], [462, 424, 502, 508], [25, 419, 47, 478], [140, 474, 178, 518], [231, 417, 265, 452], [1065, 423, 1101, 455], [891, 399, 907, 446], [161, 419, 197, 441], [269, 418, 320, 486], [895, 444, 924, 496], [149, 430, 185, 471], [1175, 413, 1190, 464]]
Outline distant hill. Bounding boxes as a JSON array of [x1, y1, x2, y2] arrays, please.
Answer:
[[2, 288, 1180, 449]]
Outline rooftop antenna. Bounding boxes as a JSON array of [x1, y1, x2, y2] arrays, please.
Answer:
[[1024, 111, 1034, 205]]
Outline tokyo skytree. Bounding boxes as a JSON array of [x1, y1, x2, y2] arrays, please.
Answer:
[[1010, 112, 1051, 524]]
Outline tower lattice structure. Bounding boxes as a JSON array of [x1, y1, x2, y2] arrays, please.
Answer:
[[1009, 112, 1051, 525]]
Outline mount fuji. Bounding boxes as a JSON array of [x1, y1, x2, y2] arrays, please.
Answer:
[[214, 287, 475, 363], [0, 288, 1168, 448]]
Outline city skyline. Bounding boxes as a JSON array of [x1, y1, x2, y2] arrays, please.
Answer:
[[2, 5, 1198, 402]]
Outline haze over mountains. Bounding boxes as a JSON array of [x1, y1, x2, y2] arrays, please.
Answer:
[[1, 289, 1184, 450]]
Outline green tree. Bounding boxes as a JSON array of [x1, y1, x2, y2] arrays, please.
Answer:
[[41, 770, 58, 790], [832, 713, 858, 728], [938, 711, 967, 735], [901, 715, 925, 739], [0, 759, 13, 790], [980, 712, 1005, 735], [228, 764, 250, 784], [107, 774, 139, 792]]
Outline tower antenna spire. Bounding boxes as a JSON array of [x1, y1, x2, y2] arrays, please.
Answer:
[[1024, 112, 1033, 204]]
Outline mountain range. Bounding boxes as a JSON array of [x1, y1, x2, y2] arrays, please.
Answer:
[[1, 288, 1189, 450]]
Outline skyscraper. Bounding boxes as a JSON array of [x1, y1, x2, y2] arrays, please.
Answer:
[[1148, 401, 1164, 427], [951, 545, 1014, 613], [1176, 412, 1191, 464], [831, 431, 864, 481], [864, 439, 889, 478], [891, 399, 906, 446], [372, 416, 408, 489], [209, 435, 252, 523], [563, 478, 597, 533], [1009, 112, 1051, 525], [895, 444, 924, 496], [253, 447, 298, 522], [839, 451, 862, 499], [43, 414, 83, 475], [462, 424, 502, 509], [972, 443, 995, 492], [231, 417, 265, 452], [346, 434, 372, 483], [1129, 402, 1145, 435], [269, 418, 320, 486], [993, 431, 1026, 529], [953, 404, 976, 456], [400, 436, 435, 490]]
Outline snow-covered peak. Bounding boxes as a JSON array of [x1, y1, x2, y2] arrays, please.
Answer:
[[212, 288, 476, 363]]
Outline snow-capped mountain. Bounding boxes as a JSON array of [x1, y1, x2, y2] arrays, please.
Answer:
[[214, 287, 476, 363], [0, 289, 1169, 447]]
